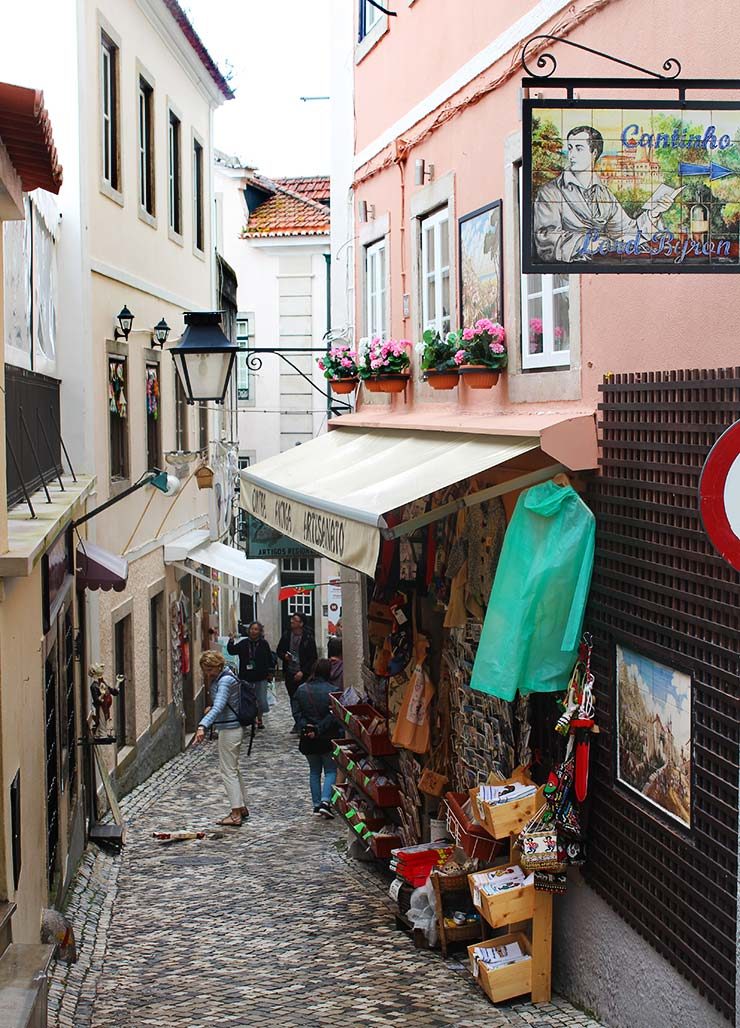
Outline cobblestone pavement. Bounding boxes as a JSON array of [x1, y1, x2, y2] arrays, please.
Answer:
[[49, 700, 604, 1028]]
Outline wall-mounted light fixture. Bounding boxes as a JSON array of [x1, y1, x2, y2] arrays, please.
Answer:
[[114, 305, 134, 340], [414, 159, 435, 186], [152, 318, 171, 349], [358, 199, 375, 223], [169, 311, 239, 404]]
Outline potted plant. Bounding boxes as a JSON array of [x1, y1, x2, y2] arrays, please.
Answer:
[[419, 330, 461, 390], [458, 319, 507, 388], [359, 337, 411, 393], [317, 342, 360, 394]]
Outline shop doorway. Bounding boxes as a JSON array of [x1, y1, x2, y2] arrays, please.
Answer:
[[280, 557, 315, 636], [43, 591, 74, 900]]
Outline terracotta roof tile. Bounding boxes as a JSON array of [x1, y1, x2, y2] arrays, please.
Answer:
[[0, 82, 62, 193], [243, 178, 330, 238], [275, 176, 330, 203], [162, 0, 234, 100]]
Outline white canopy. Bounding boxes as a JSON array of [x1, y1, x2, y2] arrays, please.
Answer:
[[164, 529, 277, 597], [239, 428, 539, 576]]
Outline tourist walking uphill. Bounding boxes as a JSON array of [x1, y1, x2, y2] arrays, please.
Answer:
[[194, 651, 247, 827], [292, 658, 342, 818]]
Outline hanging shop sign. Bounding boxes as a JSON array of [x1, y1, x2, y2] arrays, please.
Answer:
[[246, 514, 315, 561], [698, 420, 740, 570], [522, 99, 740, 274]]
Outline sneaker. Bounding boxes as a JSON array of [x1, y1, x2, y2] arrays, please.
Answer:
[[312, 806, 323, 816], [290, 725, 299, 735], [317, 801, 335, 819]]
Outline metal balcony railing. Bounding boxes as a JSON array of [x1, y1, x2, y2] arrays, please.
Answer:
[[5, 365, 63, 510]]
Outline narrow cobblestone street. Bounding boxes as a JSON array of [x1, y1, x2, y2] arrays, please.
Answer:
[[49, 702, 603, 1028]]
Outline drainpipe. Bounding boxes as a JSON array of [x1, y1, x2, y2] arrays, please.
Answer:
[[324, 252, 332, 421]]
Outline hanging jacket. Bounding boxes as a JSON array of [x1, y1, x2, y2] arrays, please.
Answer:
[[470, 481, 595, 702]]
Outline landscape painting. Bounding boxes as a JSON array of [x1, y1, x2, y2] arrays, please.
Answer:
[[616, 643, 692, 827], [458, 200, 503, 327]]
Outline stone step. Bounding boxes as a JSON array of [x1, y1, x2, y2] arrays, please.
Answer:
[[0, 943, 55, 1028]]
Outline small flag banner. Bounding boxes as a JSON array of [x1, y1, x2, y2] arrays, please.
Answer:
[[278, 584, 318, 603]]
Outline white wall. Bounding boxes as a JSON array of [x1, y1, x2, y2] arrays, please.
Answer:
[[330, 0, 355, 338]]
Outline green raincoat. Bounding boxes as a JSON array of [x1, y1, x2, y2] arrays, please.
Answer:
[[470, 481, 595, 701]]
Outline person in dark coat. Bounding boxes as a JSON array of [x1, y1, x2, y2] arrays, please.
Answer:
[[291, 658, 342, 818], [276, 614, 318, 731], [227, 621, 273, 729]]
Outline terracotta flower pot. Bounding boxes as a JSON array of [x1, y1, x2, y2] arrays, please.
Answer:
[[329, 377, 358, 395], [425, 369, 459, 391], [460, 365, 500, 389], [364, 374, 409, 394]]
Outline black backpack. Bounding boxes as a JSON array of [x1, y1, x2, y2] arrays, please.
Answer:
[[223, 670, 259, 754]]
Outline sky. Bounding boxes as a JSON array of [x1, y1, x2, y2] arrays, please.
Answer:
[[182, 0, 332, 177]]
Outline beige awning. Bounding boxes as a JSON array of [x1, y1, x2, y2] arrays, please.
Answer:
[[164, 529, 277, 597], [239, 428, 541, 576]]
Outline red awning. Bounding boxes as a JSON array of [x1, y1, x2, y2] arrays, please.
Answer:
[[0, 82, 63, 194], [76, 542, 128, 592]]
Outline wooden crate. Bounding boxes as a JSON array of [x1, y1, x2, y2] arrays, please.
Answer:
[[329, 697, 396, 756], [469, 876, 535, 929], [470, 780, 544, 840], [468, 932, 533, 1004]]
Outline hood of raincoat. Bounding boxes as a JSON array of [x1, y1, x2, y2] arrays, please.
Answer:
[[523, 480, 576, 518]]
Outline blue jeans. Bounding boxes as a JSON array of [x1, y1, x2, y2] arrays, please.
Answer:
[[305, 752, 337, 808]]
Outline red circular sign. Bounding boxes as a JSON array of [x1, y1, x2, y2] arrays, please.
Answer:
[[699, 421, 740, 571]]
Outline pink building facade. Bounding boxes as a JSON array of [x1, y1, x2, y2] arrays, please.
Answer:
[[346, 2, 740, 1026]]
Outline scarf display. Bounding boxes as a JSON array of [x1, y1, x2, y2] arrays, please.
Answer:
[[109, 361, 127, 418]]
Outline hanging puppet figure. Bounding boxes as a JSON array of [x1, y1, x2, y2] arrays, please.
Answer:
[[87, 663, 124, 736]]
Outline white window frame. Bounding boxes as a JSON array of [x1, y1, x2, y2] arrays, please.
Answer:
[[236, 314, 250, 402], [168, 109, 182, 238], [361, 0, 382, 36], [420, 206, 451, 337], [137, 75, 154, 219], [518, 165, 570, 370], [365, 238, 387, 340], [99, 28, 120, 198]]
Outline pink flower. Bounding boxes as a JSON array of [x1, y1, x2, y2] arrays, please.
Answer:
[[462, 327, 475, 341], [340, 357, 353, 368], [370, 358, 382, 370], [317, 359, 325, 371], [489, 342, 505, 354], [529, 318, 543, 336], [489, 324, 505, 343], [454, 349, 466, 365], [554, 326, 564, 340]]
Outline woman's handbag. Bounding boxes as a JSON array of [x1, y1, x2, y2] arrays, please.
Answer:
[[298, 728, 332, 755]]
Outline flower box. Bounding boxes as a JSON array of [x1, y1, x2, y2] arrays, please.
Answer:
[[363, 374, 409, 394], [459, 366, 500, 389], [328, 377, 358, 394], [424, 369, 459, 390]]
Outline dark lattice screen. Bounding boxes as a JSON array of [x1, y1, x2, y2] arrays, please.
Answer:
[[585, 368, 740, 1024]]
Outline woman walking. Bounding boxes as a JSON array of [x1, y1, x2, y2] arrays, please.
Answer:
[[292, 658, 342, 818], [194, 651, 247, 827], [227, 622, 272, 729], [276, 613, 318, 732]]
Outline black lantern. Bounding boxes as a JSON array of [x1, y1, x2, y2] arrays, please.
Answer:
[[152, 318, 170, 348], [169, 311, 239, 404], [116, 305, 134, 340]]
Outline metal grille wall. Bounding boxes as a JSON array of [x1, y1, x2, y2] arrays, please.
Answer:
[[585, 368, 740, 1024]]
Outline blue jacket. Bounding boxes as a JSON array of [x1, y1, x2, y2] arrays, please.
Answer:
[[291, 677, 342, 737], [199, 667, 241, 730]]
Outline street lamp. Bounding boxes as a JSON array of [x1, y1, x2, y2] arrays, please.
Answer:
[[152, 318, 171, 348], [115, 305, 134, 340], [169, 311, 239, 404]]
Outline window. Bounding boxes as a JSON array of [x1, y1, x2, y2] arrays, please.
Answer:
[[193, 138, 204, 252], [421, 207, 451, 336], [175, 375, 189, 451], [198, 405, 208, 453], [236, 315, 250, 402], [149, 593, 165, 713], [109, 358, 129, 481], [518, 167, 570, 369], [359, 0, 382, 39], [365, 239, 387, 339], [237, 456, 250, 545], [138, 76, 155, 217], [100, 32, 120, 191], [168, 111, 181, 235], [145, 364, 161, 469], [114, 615, 132, 748]]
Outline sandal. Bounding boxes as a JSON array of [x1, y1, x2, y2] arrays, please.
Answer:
[[240, 806, 250, 819], [218, 814, 243, 827]]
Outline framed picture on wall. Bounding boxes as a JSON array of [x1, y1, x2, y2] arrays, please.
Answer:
[[615, 642, 692, 828], [458, 200, 503, 328]]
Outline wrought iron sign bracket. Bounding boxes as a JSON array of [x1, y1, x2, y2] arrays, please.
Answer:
[[521, 35, 740, 100], [246, 347, 354, 418]]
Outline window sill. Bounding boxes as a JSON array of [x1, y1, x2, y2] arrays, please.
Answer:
[[168, 225, 184, 247], [355, 15, 388, 64], [100, 179, 124, 207], [138, 206, 157, 229], [508, 365, 581, 403], [192, 243, 206, 262]]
